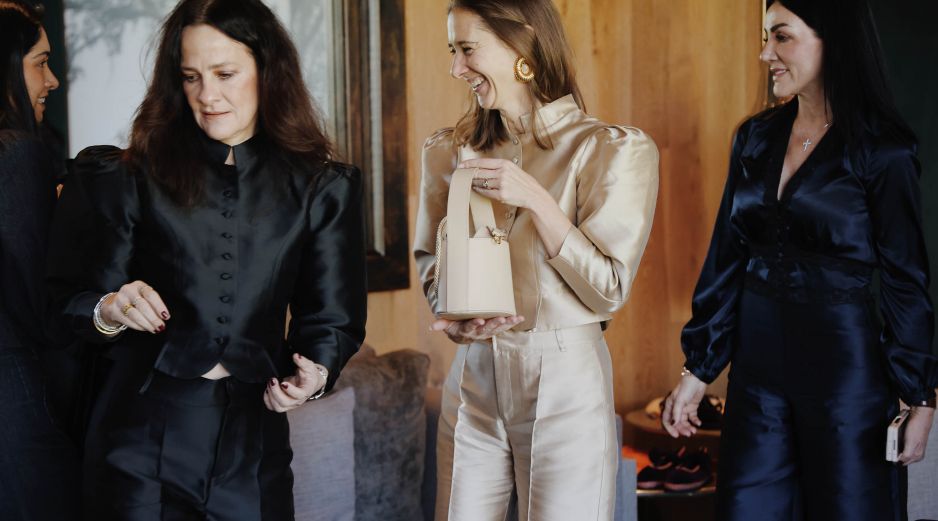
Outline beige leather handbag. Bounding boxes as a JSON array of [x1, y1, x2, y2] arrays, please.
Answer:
[[430, 168, 516, 320]]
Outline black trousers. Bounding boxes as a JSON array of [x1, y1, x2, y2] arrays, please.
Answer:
[[717, 290, 904, 521], [83, 361, 294, 520], [0, 350, 81, 521]]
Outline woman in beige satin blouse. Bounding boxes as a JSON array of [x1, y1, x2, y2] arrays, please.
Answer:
[[413, 1, 659, 520]]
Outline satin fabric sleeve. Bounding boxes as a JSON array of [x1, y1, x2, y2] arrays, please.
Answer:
[[544, 126, 659, 314], [286, 164, 367, 392], [0, 135, 56, 347], [862, 144, 936, 405], [46, 145, 138, 343], [680, 125, 751, 383], [413, 129, 458, 314]]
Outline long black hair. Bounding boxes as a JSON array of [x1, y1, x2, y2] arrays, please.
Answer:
[[129, 0, 334, 206], [768, 0, 916, 147], [0, 1, 43, 134]]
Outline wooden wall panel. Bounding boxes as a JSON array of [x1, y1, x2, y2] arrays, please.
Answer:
[[364, 0, 463, 388], [365, 1, 764, 412]]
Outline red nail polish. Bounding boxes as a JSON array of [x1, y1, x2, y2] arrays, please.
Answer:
[[157, 325, 165, 332], [269, 379, 276, 387], [161, 312, 170, 319], [280, 383, 289, 390]]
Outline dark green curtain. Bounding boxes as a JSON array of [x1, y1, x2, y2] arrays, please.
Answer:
[[872, 0, 938, 353]]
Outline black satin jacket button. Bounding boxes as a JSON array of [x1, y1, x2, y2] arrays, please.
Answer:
[[52, 133, 369, 386]]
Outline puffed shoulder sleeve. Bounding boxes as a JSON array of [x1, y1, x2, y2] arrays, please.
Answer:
[[287, 163, 367, 393], [46, 145, 141, 342], [680, 123, 751, 383], [413, 128, 458, 313], [545, 125, 659, 314], [861, 143, 936, 405]]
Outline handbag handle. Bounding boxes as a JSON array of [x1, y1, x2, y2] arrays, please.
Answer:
[[443, 168, 501, 308], [447, 168, 498, 242], [430, 169, 500, 300]]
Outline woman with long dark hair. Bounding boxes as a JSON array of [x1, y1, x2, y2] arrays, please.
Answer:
[[413, 1, 658, 519], [0, 1, 80, 519], [662, 1, 936, 519], [48, 0, 366, 518]]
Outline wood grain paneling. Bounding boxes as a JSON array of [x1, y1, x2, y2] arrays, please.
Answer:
[[365, 1, 764, 413]]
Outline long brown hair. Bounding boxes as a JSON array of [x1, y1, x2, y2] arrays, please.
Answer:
[[448, 0, 583, 151], [128, 0, 333, 206]]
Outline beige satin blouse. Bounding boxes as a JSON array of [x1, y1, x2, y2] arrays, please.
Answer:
[[414, 94, 659, 331]]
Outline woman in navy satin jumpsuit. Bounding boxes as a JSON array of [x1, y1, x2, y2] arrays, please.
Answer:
[[662, 1, 937, 520]]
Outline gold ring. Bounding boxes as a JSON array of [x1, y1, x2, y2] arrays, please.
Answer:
[[121, 302, 135, 316], [132, 296, 144, 306]]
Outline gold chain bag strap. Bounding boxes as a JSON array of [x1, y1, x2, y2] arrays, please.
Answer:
[[431, 168, 516, 320]]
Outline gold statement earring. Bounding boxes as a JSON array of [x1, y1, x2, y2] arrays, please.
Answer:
[[514, 56, 534, 83]]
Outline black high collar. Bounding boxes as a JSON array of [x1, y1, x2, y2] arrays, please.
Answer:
[[199, 132, 265, 174]]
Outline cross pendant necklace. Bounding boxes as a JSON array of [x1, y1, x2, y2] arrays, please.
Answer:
[[801, 122, 831, 152]]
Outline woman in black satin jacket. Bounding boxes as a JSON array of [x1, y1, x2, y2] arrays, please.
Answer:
[[662, 1, 936, 520], [47, 0, 366, 518], [0, 2, 80, 519]]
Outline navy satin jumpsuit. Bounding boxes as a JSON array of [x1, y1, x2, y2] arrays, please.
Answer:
[[681, 100, 936, 521]]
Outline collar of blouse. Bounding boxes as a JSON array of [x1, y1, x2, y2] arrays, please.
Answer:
[[503, 93, 579, 136], [199, 131, 265, 174]]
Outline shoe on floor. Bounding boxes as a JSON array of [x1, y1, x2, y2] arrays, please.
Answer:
[[697, 395, 724, 430], [637, 446, 686, 489], [663, 448, 712, 492]]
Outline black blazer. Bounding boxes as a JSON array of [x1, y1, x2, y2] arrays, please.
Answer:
[[47, 134, 367, 389]]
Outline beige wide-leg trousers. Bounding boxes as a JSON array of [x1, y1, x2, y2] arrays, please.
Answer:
[[435, 323, 618, 521]]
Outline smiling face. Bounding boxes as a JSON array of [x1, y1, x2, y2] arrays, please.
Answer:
[[761, 3, 824, 100], [447, 8, 529, 115], [22, 27, 59, 123], [181, 24, 259, 146]]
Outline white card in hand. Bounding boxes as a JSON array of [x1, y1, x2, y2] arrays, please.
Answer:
[[886, 408, 910, 463]]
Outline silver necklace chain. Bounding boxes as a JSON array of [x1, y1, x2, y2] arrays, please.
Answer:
[[801, 122, 831, 152]]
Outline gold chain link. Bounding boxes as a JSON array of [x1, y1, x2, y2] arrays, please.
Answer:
[[429, 216, 448, 299]]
